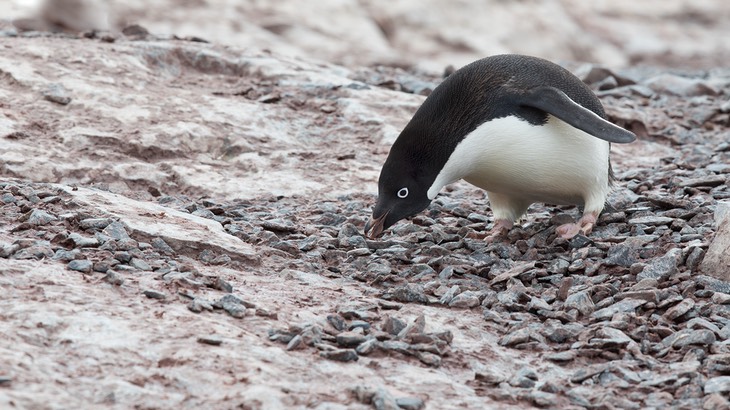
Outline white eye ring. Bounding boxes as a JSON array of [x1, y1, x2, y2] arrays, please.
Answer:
[[397, 187, 409, 198]]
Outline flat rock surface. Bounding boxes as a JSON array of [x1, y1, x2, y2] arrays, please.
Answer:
[[1, 6, 730, 410]]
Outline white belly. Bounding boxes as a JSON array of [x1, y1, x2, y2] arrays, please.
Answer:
[[427, 115, 611, 209]]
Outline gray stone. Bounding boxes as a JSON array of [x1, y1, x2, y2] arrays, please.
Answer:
[[637, 248, 681, 281], [701, 201, 730, 281], [102, 221, 131, 240], [509, 367, 538, 388], [628, 216, 674, 226], [43, 83, 72, 105], [219, 294, 247, 318], [188, 298, 214, 313], [151, 237, 175, 254], [448, 290, 480, 308], [129, 257, 152, 271], [664, 298, 695, 321], [67, 259, 93, 273], [68, 232, 99, 248], [356, 338, 379, 355], [336, 331, 368, 348], [24, 209, 57, 226], [663, 329, 716, 348], [286, 335, 303, 351], [712, 292, 730, 304], [565, 290, 595, 316], [383, 316, 406, 336], [390, 284, 429, 304], [704, 376, 730, 394], [79, 217, 113, 230], [438, 285, 460, 305], [53, 249, 79, 261], [320, 348, 358, 362], [395, 397, 425, 410], [197, 335, 223, 346], [103, 270, 124, 286], [143, 290, 166, 300], [592, 298, 647, 320], [415, 351, 441, 367], [499, 327, 530, 346], [605, 245, 636, 267]]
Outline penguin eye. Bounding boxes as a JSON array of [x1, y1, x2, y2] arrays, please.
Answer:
[[397, 187, 409, 198]]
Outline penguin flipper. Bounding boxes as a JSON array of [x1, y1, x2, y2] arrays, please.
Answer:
[[518, 86, 637, 144]]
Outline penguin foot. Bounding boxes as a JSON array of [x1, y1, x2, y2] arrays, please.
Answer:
[[557, 213, 597, 239]]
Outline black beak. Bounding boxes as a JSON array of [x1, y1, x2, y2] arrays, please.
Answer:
[[364, 211, 389, 239]]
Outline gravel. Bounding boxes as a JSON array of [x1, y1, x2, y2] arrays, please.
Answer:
[[2, 61, 729, 409]]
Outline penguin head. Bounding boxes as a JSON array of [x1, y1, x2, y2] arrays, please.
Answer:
[[364, 149, 433, 239]]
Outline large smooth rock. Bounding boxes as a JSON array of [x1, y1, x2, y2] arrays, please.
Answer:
[[701, 201, 730, 282], [60, 185, 260, 265]]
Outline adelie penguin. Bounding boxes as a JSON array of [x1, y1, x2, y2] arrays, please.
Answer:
[[364, 54, 636, 240]]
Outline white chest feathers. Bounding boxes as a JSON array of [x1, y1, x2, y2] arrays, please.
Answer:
[[427, 115, 611, 210]]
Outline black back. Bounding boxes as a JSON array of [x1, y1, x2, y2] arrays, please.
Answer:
[[385, 54, 607, 188]]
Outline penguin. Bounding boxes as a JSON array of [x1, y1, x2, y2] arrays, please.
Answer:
[[364, 54, 636, 240]]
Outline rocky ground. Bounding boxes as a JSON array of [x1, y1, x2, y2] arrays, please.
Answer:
[[1, 9, 730, 410]]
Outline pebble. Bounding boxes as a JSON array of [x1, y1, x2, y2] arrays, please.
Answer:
[[564, 290, 595, 316], [143, 290, 166, 300], [395, 397, 425, 410], [637, 248, 681, 281], [389, 284, 430, 304], [103, 270, 124, 285], [79, 217, 113, 230], [102, 221, 131, 240], [704, 376, 730, 394], [25, 209, 57, 226], [320, 348, 358, 362], [664, 329, 716, 348], [664, 298, 695, 321], [336, 331, 368, 348], [129, 257, 152, 271], [448, 290, 481, 308], [218, 294, 247, 318], [592, 298, 647, 320], [68, 233, 99, 248], [197, 335, 223, 346], [67, 259, 93, 273]]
